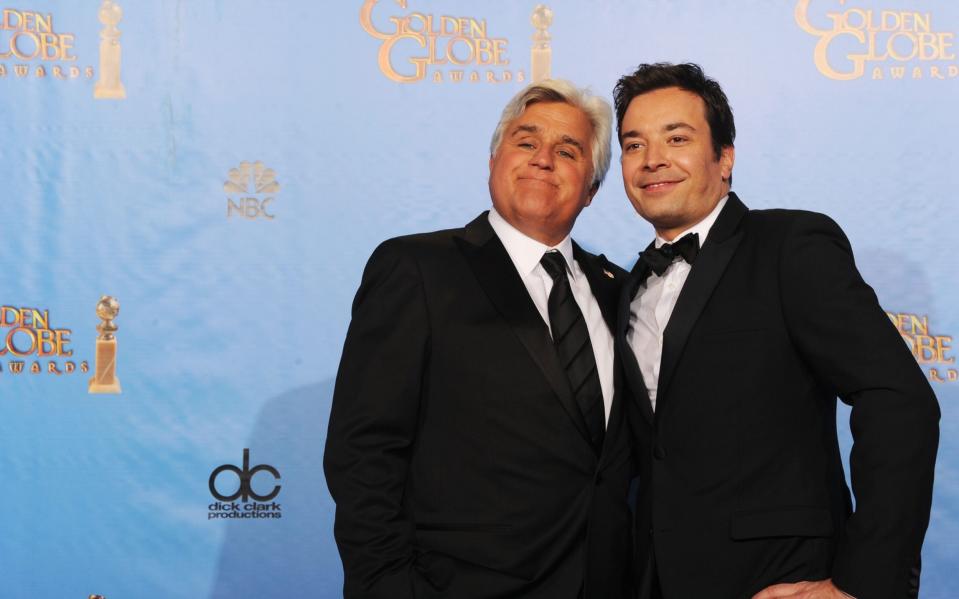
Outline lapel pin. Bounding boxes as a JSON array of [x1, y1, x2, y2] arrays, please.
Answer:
[[603, 269, 615, 279]]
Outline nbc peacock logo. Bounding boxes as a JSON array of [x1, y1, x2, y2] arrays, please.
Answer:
[[224, 161, 281, 220]]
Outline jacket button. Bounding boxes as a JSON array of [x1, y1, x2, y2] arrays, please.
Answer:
[[653, 445, 667, 460]]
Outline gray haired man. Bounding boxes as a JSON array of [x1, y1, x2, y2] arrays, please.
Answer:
[[325, 80, 633, 599]]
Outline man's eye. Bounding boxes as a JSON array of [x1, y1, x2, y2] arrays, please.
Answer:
[[558, 149, 575, 159], [625, 142, 644, 152], [669, 136, 687, 144], [518, 142, 535, 149]]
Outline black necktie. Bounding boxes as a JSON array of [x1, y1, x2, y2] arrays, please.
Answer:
[[540, 251, 605, 452], [639, 232, 700, 277]]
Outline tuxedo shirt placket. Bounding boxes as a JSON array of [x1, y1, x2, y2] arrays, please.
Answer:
[[631, 263, 690, 412], [628, 196, 728, 413]]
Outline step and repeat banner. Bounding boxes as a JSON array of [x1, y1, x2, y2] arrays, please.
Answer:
[[1, 1, 956, 597]]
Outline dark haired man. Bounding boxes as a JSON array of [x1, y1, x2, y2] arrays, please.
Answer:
[[613, 62, 938, 599]]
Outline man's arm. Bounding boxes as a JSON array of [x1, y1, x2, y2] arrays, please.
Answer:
[[777, 212, 939, 599], [324, 239, 430, 599]]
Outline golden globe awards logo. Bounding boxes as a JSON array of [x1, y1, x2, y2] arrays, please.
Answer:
[[795, 0, 958, 80], [225, 161, 281, 220], [0, 2, 126, 99], [0, 305, 89, 377], [360, 0, 525, 84], [0, 7, 91, 80], [88, 296, 121, 394], [93, 0, 126, 100], [888, 311, 956, 383]]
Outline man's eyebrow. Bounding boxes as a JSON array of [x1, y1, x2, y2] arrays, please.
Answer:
[[510, 124, 539, 136], [561, 135, 585, 153], [620, 123, 696, 143]]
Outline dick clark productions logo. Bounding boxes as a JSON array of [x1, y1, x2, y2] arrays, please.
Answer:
[[208, 449, 282, 520]]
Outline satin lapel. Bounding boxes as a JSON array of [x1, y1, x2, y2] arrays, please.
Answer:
[[600, 356, 629, 469], [657, 194, 748, 404], [574, 244, 626, 462], [572, 243, 619, 334], [617, 252, 655, 426], [454, 213, 591, 444]]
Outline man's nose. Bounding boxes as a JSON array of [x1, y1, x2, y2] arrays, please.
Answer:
[[643, 144, 668, 171], [529, 146, 554, 169]]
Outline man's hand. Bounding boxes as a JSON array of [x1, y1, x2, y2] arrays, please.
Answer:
[[752, 579, 854, 599]]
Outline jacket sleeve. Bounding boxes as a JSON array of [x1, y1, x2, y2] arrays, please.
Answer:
[[778, 212, 939, 599], [323, 239, 430, 599]]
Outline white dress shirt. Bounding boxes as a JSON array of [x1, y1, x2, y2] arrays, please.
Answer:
[[488, 208, 615, 424], [628, 196, 728, 412]]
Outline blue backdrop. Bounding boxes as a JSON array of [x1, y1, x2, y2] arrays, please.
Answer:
[[1, 1, 956, 597]]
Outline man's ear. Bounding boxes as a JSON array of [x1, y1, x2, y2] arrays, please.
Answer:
[[584, 181, 600, 206], [720, 145, 735, 181]]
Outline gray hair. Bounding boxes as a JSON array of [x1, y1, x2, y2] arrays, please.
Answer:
[[489, 79, 613, 189]]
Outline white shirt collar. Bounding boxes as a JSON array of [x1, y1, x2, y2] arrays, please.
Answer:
[[654, 195, 728, 249], [488, 207, 575, 276]]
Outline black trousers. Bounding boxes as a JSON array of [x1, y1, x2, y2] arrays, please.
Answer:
[[638, 547, 663, 599]]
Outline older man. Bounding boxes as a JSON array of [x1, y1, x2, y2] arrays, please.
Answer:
[[324, 80, 632, 599], [613, 62, 939, 599]]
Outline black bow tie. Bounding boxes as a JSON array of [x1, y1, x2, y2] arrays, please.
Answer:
[[639, 232, 700, 276]]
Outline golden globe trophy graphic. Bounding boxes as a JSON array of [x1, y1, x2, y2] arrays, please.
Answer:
[[94, 0, 127, 100], [530, 4, 553, 83], [88, 296, 122, 394]]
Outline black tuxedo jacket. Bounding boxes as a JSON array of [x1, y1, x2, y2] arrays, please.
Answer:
[[617, 194, 939, 599], [325, 212, 632, 599]]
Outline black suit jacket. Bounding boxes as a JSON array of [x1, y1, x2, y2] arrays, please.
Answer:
[[325, 212, 632, 599], [617, 194, 939, 599]]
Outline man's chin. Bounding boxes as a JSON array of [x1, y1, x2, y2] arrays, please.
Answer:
[[633, 204, 681, 228], [507, 199, 563, 224]]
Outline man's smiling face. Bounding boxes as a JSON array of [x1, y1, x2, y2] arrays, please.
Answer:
[[489, 101, 597, 246], [620, 86, 734, 240]]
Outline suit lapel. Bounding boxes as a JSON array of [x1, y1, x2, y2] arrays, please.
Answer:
[[573, 243, 618, 334], [657, 194, 748, 405], [574, 244, 629, 462], [618, 253, 656, 425], [455, 213, 592, 445]]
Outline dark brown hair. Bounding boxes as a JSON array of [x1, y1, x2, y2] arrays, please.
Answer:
[[613, 62, 735, 160]]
